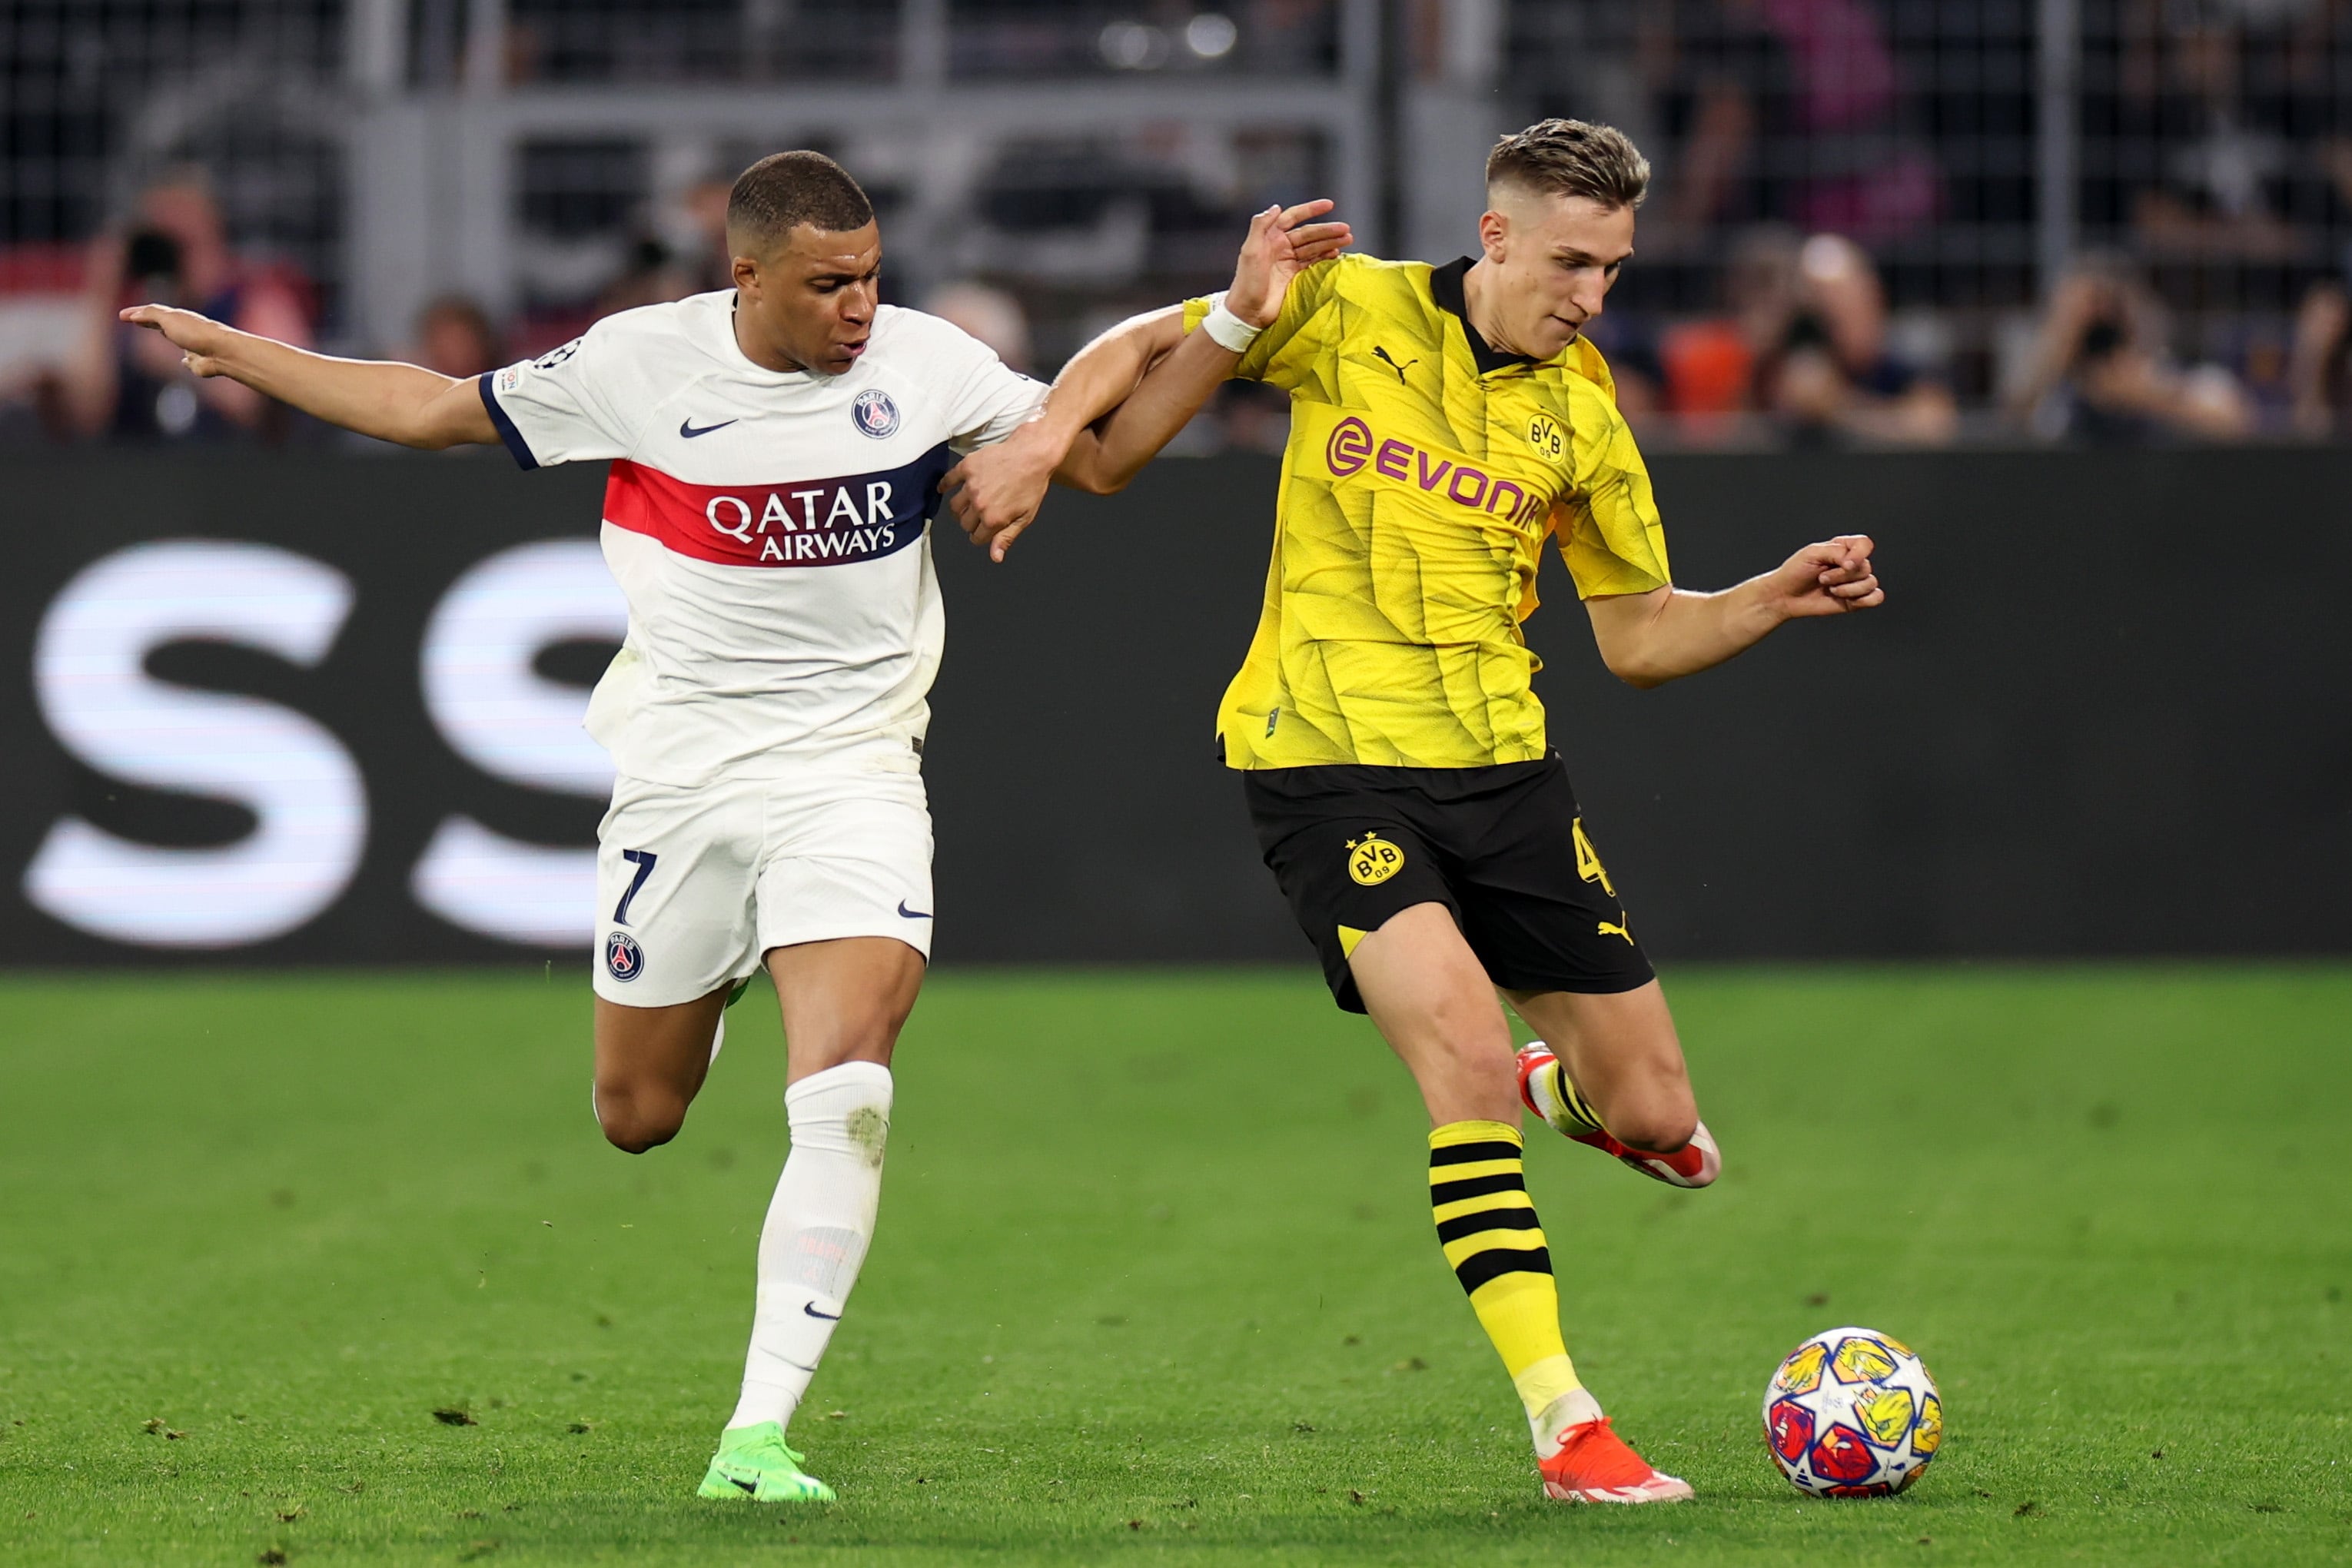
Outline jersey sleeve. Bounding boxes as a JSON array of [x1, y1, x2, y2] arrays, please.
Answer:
[[915, 315, 1048, 452], [1181, 255, 1346, 387], [1553, 374, 1672, 599], [945, 357, 1048, 452], [478, 321, 641, 469]]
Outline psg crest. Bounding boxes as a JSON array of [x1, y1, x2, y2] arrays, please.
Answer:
[[604, 930, 644, 982], [851, 388, 900, 439]]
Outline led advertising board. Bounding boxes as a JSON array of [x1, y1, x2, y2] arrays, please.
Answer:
[[2, 453, 622, 960], [4, 447, 2343, 965]]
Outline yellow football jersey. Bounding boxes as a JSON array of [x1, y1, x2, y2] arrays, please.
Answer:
[[1185, 253, 1670, 769]]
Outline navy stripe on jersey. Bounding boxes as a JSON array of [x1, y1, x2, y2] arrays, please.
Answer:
[[478, 372, 538, 470], [601, 440, 956, 569]]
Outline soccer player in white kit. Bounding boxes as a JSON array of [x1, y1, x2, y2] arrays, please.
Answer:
[[120, 150, 1349, 1502]]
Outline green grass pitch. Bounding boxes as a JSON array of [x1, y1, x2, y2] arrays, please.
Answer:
[[2, 965, 2347, 1566]]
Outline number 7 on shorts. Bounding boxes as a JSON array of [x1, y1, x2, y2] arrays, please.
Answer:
[[613, 849, 659, 925]]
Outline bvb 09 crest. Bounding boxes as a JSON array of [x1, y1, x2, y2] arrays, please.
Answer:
[[1526, 413, 1564, 461], [1346, 831, 1406, 886]]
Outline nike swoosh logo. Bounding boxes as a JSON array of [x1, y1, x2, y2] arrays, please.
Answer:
[[729, 1475, 759, 1495], [678, 417, 737, 438], [802, 1302, 842, 1321], [896, 901, 932, 920]]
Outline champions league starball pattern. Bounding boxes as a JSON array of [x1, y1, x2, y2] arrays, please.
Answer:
[[1762, 1327, 1943, 1498]]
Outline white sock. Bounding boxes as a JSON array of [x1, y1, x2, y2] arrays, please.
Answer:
[[726, 1060, 892, 1433], [1533, 1387, 1606, 1452]]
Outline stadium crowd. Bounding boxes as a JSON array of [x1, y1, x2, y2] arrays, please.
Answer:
[[8, 0, 2352, 449]]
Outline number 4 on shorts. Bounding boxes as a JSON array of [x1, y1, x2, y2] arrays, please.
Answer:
[[613, 849, 658, 925], [1571, 819, 1614, 898]]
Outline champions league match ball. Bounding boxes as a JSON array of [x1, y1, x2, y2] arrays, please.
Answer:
[[1762, 1327, 1943, 1497]]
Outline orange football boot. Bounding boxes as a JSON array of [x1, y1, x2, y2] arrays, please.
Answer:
[[1538, 1415, 1694, 1504]]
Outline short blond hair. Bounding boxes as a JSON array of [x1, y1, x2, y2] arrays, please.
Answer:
[[1486, 118, 1650, 211]]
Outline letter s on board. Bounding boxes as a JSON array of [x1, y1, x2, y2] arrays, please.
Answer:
[[26, 540, 366, 945]]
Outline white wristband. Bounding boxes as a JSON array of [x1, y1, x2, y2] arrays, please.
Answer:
[[1201, 294, 1263, 354]]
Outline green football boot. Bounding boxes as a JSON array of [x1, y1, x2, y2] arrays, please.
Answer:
[[696, 1421, 835, 1503]]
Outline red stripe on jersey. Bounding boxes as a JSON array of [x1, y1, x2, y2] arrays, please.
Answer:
[[601, 447, 950, 569]]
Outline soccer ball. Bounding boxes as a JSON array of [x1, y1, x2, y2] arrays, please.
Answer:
[[1762, 1327, 1942, 1497]]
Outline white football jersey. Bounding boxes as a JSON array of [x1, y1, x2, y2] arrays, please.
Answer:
[[480, 291, 1046, 788]]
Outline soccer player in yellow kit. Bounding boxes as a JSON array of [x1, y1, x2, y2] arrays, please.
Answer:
[[951, 119, 1883, 1503]]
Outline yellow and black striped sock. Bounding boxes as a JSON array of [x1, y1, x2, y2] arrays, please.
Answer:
[[1429, 1120, 1581, 1419]]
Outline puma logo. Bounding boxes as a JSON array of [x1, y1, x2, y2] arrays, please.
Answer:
[[1372, 345, 1419, 382], [1597, 917, 1634, 945]]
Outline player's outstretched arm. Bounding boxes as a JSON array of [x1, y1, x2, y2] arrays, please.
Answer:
[[935, 304, 1182, 560], [117, 304, 498, 449], [1053, 307, 1259, 493], [942, 199, 1349, 562], [1055, 198, 1349, 498], [1586, 534, 1884, 689]]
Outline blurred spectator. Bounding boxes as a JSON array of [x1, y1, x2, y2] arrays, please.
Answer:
[[2009, 256, 2253, 443], [62, 166, 314, 441], [593, 237, 696, 318], [666, 176, 738, 295], [2114, 6, 2316, 261], [1654, 317, 1749, 424], [2288, 277, 2352, 437], [1579, 310, 1666, 422], [408, 295, 504, 379], [1649, 226, 1796, 435], [1752, 234, 1957, 445], [1645, 228, 1952, 445], [921, 281, 1034, 373], [1643, 0, 1940, 247]]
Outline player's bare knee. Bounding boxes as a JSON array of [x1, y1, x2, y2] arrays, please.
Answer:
[[596, 1085, 686, 1154], [849, 1009, 912, 1061], [1412, 1032, 1519, 1120], [1409, 984, 1508, 1055], [602, 1113, 682, 1155]]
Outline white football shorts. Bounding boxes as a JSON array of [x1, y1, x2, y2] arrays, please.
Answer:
[[592, 759, 933, 1007]]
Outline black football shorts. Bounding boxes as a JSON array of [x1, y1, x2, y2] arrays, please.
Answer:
[[1241, 754, 1654, 1014]]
